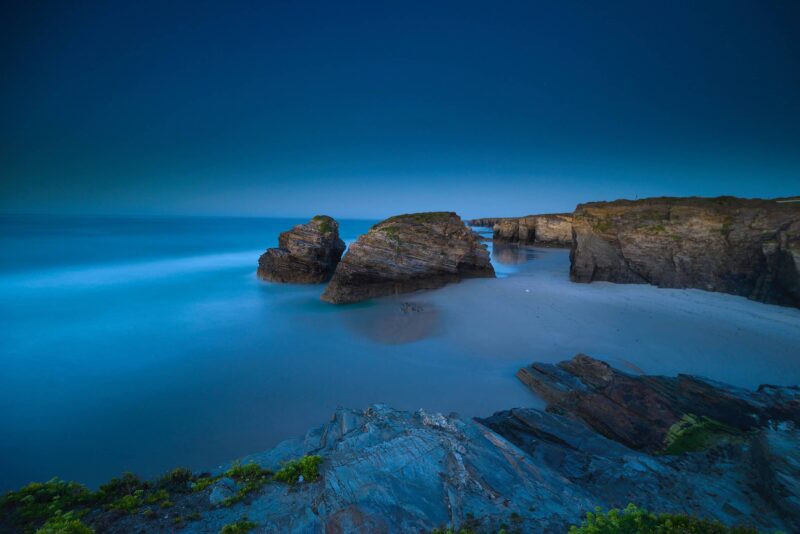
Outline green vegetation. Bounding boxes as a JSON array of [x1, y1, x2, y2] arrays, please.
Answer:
[[192, 475, 217, 492], [35, 513, 93, 534], [380, 225, 402, 245], [274, 455, 323, 485], [662, 414, 742, 455], [568, 504, 760, 533], [651, 224, 666, 233], [0, 466, 214, 532], [156, 467, 194, 491], [383, 212, 453, 225], [312, 215, 334, 234], [220, 461, 273, 506], [220, 518, 258, 534], [0, 478, 93, 532]]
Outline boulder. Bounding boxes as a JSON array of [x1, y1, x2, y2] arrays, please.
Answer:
[[492, 213, 574, 247], [569, 196, 800, 307], [257, 215, 346, 283], [516, 353, 800, 453], [321, 212, 494, 304]]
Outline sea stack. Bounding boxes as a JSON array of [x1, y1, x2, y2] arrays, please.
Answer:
[[569, 196, 800, 307], [321, 212, 494, 304], [257, 215, 346, 283]]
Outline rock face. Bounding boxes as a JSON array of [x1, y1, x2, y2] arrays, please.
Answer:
[[257, 215, 346, 283], [5, 357, 799, 533], [517, 354, 799, 453], [321, 212, 494, 304], [570, 196, 800, 307], [492, 213, 574, 247]]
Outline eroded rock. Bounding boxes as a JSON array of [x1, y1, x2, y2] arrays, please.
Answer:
[[257, 215, 346, 283], [569, 196, 800, 307], [492, 213, 575, 247], [321, 212, 494, 304]]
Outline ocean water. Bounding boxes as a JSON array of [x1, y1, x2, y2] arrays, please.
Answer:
[[2, 215, 800, 491]]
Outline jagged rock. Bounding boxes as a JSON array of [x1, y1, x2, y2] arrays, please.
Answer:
[[321, 212, 494, 304], [570, 196, 800, 307], [6, 360, 799, 533], [517, 354, 800, 453], [492, 213, 574, 247], [257, 215, 346, 283]]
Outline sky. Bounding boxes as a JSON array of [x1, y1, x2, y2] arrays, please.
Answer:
[[1, 0, 798, 219]]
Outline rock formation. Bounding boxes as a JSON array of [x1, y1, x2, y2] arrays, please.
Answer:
[[492, 213, 575, 247], [17, 356, 797, 534], [570, 196, 800, 307], [466, 217, 504, 227], [257, 215, 346, 283], [321, 212, 494, 304], [517, 354, 799, 453]]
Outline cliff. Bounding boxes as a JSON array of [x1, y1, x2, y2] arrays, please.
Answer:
[[257, 215, 346, 283], [570, 196, 800, 307], [321, 212, 494, 304], [492, 213, 575, 247]]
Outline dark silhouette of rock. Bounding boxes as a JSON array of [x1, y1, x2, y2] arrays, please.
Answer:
[[570, 196, 800, 307], [257, 215, 345, 283], [321, 212, 494, 304]]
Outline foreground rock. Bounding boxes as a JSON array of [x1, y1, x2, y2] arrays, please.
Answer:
[[570, 196, 800, 307], [257, 215, 345, 283], [493, 213, 575, 247], [3, 357, 798, 533], [321, 212, 494, 304]]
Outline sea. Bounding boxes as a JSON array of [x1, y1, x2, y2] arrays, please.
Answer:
[[2, 214, 799, 491]]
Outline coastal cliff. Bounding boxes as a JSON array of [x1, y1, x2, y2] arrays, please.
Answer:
[[321, 212, 494, 304], [570, 196, 800, 307], [3, 356, 797, 533], [492, 213, 574, 247], [257, 215, 346, 283]]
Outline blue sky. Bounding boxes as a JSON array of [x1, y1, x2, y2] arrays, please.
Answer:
[[1, 0, 798, 218]]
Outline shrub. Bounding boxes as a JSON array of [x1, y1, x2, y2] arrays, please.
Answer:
[[221, 461, 273, 506], [220, 519, 258, 533], [663, 414, 742, 455], [97, 472, 147, 501], [274, 455, 323, 484], [568, 504, 760, 533], [35, 513, 93, 534], [0, 478, 93, 532]]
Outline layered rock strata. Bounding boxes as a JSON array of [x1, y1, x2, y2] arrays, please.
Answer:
[[321, 212, 494, 304], [492, 213, 575, 247], [257, 215, 345, 283], [569, 196, 800, 307]]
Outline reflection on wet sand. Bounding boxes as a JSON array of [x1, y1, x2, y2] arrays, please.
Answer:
[[341, 299, 441, 344], [491, 243, 542, 265]]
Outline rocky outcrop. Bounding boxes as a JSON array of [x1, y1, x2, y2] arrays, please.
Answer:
[[517, 354, 799, 453], [570, 196, 800, 307], [257, 215, 346, 283], [321, 212, 494, 304], [4, 357, 799, 533], [493, 213, 574, 247]]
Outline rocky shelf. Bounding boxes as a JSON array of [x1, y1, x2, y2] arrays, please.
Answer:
[[3, 355, 797, 533]]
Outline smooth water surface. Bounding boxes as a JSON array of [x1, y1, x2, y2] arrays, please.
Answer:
[[1, 216, 799, 491]]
